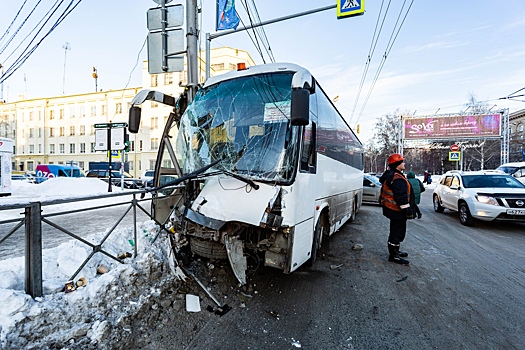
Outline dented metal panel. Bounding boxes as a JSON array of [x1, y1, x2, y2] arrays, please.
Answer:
[[191, 176, 279, 226]]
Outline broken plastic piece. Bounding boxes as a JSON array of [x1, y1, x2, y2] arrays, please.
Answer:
[[186, 294, 201, 312]]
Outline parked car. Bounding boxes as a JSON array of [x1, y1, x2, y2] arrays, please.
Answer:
[[35, 164, 85, 183], [86, 169, 143, 189], [363, 173, 382, 205], [141, 170, 155, 187], [496, 162, 525, 184], [432, 170, 525, 226]]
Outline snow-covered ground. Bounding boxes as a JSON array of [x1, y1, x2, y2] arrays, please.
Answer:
[[0, 179, 185, 349]]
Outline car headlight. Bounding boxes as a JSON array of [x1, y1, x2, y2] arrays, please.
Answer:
[[476, 195, 498, 206]]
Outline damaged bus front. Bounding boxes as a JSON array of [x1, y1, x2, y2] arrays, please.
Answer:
[[129, 63, 364, 284]]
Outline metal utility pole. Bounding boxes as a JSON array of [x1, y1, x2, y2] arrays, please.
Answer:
[[0, 63, 4, 102], [186, 0, 199, 102], [62, 42, 71, 95]]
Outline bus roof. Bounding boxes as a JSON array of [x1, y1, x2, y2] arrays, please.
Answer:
[[203, 62, 310, 88]]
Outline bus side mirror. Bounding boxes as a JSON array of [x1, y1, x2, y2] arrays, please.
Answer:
[[291, 88, 310, 126], [128, 106, 141, 133]]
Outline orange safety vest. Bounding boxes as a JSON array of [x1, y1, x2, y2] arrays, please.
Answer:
[[380, 172, 411, 211]]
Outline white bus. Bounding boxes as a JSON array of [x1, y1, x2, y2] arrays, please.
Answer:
[[129, 63, 363, 284]]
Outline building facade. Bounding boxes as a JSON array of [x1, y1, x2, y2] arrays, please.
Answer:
[[0, 47, 255, 177], [509, 108, 525, 162]]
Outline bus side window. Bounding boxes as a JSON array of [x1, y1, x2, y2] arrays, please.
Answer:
[[300, 122, 316, 173]]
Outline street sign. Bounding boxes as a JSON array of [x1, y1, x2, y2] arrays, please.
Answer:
[[147, 4, 183, 31], [111, 122, 128, 128], [148, 28, 184, 73], [337, 0, 365, 19], [94, 127, 126, 151], [449, 151, 461, 161], [94, 123, 110, 128], [450, 144, 460, 151]]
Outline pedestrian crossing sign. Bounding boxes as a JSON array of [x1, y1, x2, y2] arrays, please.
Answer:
[[449, 151, 461, 161], [337, 0, 365, 19]]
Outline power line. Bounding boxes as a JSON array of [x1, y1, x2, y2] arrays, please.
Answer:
[[0, 0, 30, 46], [0, 0, 84, 85], [350, 0, 390, 124], [355, 0, 415, 125]]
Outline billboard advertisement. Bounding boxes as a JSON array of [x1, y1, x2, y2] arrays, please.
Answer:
[[403, 114, 501, 140]]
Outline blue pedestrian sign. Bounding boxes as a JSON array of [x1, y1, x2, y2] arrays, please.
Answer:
[[337, 0, 365, 19], [449, 151, 461, 161]]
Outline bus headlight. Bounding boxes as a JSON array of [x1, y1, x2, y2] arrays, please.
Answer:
[[476, 195, 498, 206]]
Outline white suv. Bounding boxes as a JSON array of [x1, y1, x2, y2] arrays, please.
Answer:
[[433, 170, 525, 226]]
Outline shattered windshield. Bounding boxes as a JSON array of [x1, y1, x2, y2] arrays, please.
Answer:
[[175, 72, 299, 183]]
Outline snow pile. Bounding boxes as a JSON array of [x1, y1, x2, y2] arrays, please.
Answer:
[[0, 179, 186, 349]]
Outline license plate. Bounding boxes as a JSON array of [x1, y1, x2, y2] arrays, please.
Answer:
[[506, 209, 525, 215]]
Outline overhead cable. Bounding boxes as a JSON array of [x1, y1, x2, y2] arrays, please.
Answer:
[[355, 0, 415, 125]]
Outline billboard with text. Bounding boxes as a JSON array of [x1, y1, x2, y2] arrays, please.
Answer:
[[403, 114, 501, 140]]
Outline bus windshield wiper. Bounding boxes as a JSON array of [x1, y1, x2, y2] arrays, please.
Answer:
[[220, 169, 260, 190]]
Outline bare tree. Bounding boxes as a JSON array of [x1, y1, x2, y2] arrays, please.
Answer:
[[364, 113, 401, 173]]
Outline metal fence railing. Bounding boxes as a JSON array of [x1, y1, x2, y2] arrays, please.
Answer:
[[0, 188, 181, 298]]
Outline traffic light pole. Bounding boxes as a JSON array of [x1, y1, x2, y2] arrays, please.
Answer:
[[186, 0, 198, 102], [107, 122, 113, 193]]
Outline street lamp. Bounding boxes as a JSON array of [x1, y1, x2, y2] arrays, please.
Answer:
[[92, 67, 98, 92]]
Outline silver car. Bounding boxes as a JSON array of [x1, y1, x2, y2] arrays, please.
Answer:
[[363, 173, 382, 205]]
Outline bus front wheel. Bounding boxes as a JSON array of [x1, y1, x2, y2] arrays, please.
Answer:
[[306, 214, 327, 267]]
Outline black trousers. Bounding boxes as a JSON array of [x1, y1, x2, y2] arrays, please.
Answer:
[[388, 218, 407, 245]]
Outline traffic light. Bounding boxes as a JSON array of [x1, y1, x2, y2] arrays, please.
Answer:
[[124, 132, 130, 152]]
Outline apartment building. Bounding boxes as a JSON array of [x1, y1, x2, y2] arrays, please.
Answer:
[[0, 47, 255, 177]]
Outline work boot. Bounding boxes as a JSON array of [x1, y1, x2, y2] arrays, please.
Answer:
[[398, 246, 408, 258], [388, 243, 410, 265]]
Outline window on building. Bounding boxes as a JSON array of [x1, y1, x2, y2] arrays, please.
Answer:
[[90, 125, 95, 135], [59, 144, 65, 154], [151, 117, 158, 130], [29, 145, 35, 154], [179, 72, 187, 85], [21, 112, 24, 122], [101, 105, 106, 116], [116, 103, 122, 114], [49, 128, 55, 137], [78, 161, 85, 170], [151, 101, 158, 108], [80, 143, 86, 153], [164, 73, 173, 85], [60, 127, 65, 136], [129, 161, 134, 171], [90, 142, 96, 152], [59, 109, 65, 119], [70, 126, 75, 136], [149, 160, 156, 170], [151, 74, 158, 87], [80, 125, 85, 135], [38, 110, 42, 120], [229, 63, 236, 70], [29, 111, 34, 121], [50, 144, 55, 154], [70, 107, 76, 118], [49, 110, 55, 120], [211, 63, 224, 71], [80, 106, 86, 117], [38, 128, 42, 138], [69, 143, 75, 153], [38, 144, 42, 153], [151, 138, 159, 150], [139, 140, 143, 152], [29, 128, 34, 138], [91, 105, 97, 117]]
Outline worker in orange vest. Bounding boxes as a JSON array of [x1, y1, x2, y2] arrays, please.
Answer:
[[379, 153, 418, 265]]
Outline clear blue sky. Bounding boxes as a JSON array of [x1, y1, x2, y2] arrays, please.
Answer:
[[1, 0, 525, 142]]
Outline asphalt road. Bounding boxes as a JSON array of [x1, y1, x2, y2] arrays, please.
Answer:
[[182, 189, 525, 350]]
